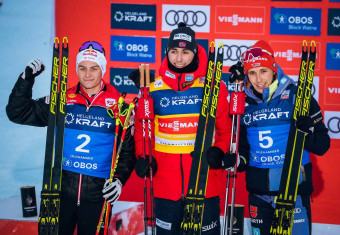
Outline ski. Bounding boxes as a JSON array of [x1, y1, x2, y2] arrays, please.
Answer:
[[38, 37, 68, 235], [180, 41, 224, 235], [270, 40, 316, 235]]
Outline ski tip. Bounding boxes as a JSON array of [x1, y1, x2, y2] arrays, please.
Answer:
[[310, 40, 316, 53], [302, 40, 308, 52], [53, 37, 60, 48], [62, 37, 69, 47], [210, 41, 215, 48]]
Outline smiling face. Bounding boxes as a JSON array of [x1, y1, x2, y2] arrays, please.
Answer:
[[77, 60, 102, 95], [168, 47, 195, 69], [247, 66, 275, 94]]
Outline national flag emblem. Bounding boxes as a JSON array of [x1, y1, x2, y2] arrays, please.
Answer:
[[179, 42, 186, 48]]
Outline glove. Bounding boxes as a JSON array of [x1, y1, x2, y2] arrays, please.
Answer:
[[102, 177, 122, 204], [128, 69, 155, 89], [22, 59, 45, 81], [228, 61, 245, 83], [296, 115, 314, 135], [222, 152, 237, 169], [206, 146, 225, 169], [135, 155, 157, 178]]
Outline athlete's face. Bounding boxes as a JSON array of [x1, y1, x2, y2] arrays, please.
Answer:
[[77, 60, 102, 95], [168, 47, 195, 69], [247, 67, 275, 94]]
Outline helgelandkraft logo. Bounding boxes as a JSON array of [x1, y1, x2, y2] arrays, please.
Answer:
[[326, 43, 340, 70], [111, 3, 156, 30], [110, 67, 147, 94], [270, 8, 321, 35], [328, 8, 340, 36], [110, 35, 155, 63]]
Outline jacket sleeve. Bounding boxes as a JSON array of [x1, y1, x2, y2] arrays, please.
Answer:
[[213, 82, 232, 153], [114, 103, 137, 185], [303, 96, 330, 156], [6, 76, 49, 126]]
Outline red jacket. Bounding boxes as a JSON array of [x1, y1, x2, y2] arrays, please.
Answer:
[[135, 45, 232, 200]]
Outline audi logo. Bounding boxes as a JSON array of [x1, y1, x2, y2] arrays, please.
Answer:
[[327, 116, 340, 134], [223, 44, 249, 62], [165, 10, 207, 27], [293, 81, 316, 97]]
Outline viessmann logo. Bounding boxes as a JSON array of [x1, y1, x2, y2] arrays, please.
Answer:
[[269, 41, 320, 71], [324, 76, 340, 106], [270, 8, 321, 36], [215, 6, 265, 34]]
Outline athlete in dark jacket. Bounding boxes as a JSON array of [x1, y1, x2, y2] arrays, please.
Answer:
[[226, 40, 330, 235], [6, 41, 136, 235]]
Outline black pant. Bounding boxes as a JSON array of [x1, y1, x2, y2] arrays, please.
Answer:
[[59, 197, 107, 235], [154, 197, 220, 234], [248, 194, 311, 235]]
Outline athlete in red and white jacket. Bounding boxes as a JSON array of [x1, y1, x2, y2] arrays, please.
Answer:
[[6, 42, 136, 235], [133, 23, 232, 234]]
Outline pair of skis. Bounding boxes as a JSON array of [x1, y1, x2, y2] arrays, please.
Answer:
[[222, 82, 245, 235], [180, 41, 224, 235], [270, 41, 316, 235], [96, 94, 137, 235], [139, 64, 155, 235], [38, 37, 68, 235]]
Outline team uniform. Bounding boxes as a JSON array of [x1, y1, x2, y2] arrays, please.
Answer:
[[134, 44, 232, 234], [6, 77, 136, 235], [238, 64, 330, 235]]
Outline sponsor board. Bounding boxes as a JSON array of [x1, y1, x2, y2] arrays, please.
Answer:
[[270, 8, 321, 35], [326, 43, 340, 70], [324, 77, 340, 105], [110, 35, 155, 63], [111, 3, 156, 30], [215, 39, 257, 66], [290, 75, 319, 102], [324, 111, 340, 139], [162, 5, 210, 32], [328, 8, 340, 36], [110, 68, 156, 94], [215, 6, 265, 35], [269, 41, 320, 71]]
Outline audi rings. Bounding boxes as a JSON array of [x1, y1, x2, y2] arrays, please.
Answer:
[[327, 116, 340, 133], [165, 10, 207, 27], [223, 45, 249, 62]]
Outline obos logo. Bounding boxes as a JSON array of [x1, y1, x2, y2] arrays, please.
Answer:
[[162, 5, 210, 32], [326, 43, 340, 70], [270, 8, 321, 36], [328, 8, 340, 36], [290, 75, 319, 102], [324, 111, 340, 139], [325, 76, 340, 105], [270, 41, 320, 71], [111, 35, 155, 63], [215, 6, 265, 35], [111, 4, 156, 31]]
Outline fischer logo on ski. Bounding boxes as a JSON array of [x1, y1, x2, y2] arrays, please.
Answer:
[[180, 41, 224, 235], [270, 40, 316, 235], [38, 37, 69, 235]]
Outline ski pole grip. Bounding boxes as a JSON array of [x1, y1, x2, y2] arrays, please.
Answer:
[[230, 92, 245, 115], [136, 97, 154, 121], [139, 64, 145, 88]]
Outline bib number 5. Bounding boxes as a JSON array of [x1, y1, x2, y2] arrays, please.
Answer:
[[259, 130, 273, 149]]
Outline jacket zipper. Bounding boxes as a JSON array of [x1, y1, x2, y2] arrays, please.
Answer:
[[180, 154, 185, 200]]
